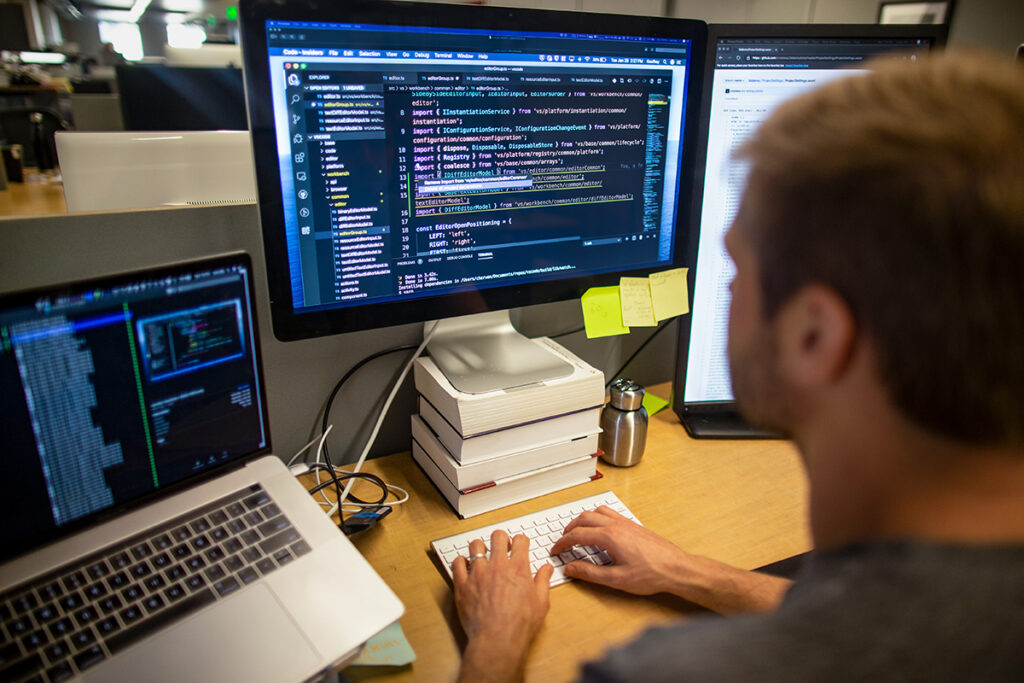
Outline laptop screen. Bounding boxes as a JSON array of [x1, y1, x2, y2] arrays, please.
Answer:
[[682, 27, 941, 406], [0, 254, 270, 560]]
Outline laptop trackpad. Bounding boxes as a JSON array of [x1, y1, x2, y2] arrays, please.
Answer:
[[85, 584, 321, 683]]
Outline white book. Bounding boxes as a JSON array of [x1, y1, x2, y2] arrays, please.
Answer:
[[411, 439, 601, 519], [411, 413, 600, 489], [418, 395, 601, 464], [412, 337, 605, 437]]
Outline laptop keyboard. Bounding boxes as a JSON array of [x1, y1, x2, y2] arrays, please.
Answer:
[[0, 484, 310, 683]]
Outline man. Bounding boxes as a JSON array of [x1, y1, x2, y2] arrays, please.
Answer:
[[451, 51, 1024, 682]]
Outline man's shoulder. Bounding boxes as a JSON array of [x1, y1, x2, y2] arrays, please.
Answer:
[[583, 541, 1024, 682]]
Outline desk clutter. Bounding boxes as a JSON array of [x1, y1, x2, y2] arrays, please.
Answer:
[[410, 338, 606, 518]]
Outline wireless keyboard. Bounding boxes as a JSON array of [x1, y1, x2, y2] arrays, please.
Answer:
[[431, 490, 640, 587]]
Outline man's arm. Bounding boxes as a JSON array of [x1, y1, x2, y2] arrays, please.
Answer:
[[550, 506, 792, 614], [453, 530, 553, 683]]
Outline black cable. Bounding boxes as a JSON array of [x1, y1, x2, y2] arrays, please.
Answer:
[[305, 463, 388, 507], [319, 344, 417, 467], [604, 319, 676, 388]]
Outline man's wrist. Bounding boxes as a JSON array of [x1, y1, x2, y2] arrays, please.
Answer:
[[458, 633, 530, 683]]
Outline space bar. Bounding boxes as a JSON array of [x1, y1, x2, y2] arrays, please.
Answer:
[[107, 589, 217, 654]]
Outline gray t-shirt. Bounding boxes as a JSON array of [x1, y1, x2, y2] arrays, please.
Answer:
[[582, 541, 1024, 681]]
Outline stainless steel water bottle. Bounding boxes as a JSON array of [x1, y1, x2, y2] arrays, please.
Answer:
[[599, 379, 648, 467]]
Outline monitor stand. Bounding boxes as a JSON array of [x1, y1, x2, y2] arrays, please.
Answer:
[[424, 310, 574, 394]]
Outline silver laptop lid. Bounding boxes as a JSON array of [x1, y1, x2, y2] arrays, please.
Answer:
[[0, 253, 271, 563]]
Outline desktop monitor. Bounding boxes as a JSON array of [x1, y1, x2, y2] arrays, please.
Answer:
[[56, 130, 257, 212], [239, 0, 706, 392], [673, 24, 947, 438], [115, 64, 248, 131], [164, 43, 243, 68]]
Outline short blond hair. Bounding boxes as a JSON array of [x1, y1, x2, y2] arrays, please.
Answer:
[[738, 52, 1024, 446]]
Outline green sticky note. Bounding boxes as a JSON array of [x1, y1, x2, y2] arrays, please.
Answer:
[[619, 277, 658, 327], [642, 391, 670, 416], [650, 267, 690, 321], [351, 621, 416, 666], [581, 286, 631, 338]]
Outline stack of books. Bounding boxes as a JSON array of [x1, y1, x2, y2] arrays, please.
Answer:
[[411, 337, 605, 518]]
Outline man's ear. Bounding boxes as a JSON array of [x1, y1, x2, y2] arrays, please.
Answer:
[[775, 284, 856, 388]]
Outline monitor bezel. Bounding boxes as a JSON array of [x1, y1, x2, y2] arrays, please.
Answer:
[[673, 22, 948, 423], [239, 0, 707, 341], [0, 252, 272, 563]]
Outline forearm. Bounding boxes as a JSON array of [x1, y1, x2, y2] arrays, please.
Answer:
[[457, 634, 530, 683], [667, 554, 792, 615]]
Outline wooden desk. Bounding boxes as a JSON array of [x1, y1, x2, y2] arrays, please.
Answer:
[[0, 178, 67, 216], [319, 386, 811, 682]]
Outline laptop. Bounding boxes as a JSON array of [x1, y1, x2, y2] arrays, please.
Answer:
[[0, 253, 403, 682], [673, 23, 946, 439]]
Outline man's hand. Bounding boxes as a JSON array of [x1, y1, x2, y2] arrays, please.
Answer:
[[551, 505, 791, 614], [453, 529, 553, 683]]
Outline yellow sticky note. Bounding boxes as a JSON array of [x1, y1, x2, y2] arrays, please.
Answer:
[[581, 286, 630, 338], [642, 391, 670, 416], [619, 277, 658, 327], [650, 267, 690, 321]]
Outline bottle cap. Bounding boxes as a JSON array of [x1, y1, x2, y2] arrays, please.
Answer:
[[608, 378, 644, 411]]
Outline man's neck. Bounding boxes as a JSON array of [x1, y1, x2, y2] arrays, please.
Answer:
[[797, 388, 1024, 549]]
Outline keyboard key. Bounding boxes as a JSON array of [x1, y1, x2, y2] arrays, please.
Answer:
[[165, 565, 187, 582], [21, 628, 45, 651], [241, 547, 261, 564], [97, 617, 120, 637], [210, 510, 229, 526], [227, 519, 246, 535], [109, 571, 129, 589], [240, 529, 260, 545], [224, 555, 244, 573], [290, 540, 311, 558], [191, 517, 211, 534], [259, 528, 300, 556], [8, 615, 31, 635], [255, 558, 276, 576], [58, 593, 82, 612], [110, 552, 131, 569], [152, 534, 172, 551], [38, 582, 62, 602], [272, 549, 293, 566], [70, 628, 96, 649], [46, 661, 74, 682], [73, 644, 105, 671], [191, 535, 211, 551], [99, 595, 122, 615], [257, 516, 290, 538], [33, 603, 58, 624], [185, 556, 206, 572], [43, 639, 70, 663], [164, 584, 186, 603], [0, 652, 42, 681], [172, 543, 192, 559], [238, 568, 259, 585], [243, 511, 263, 527], [205, 565, 226, 582], [86, 561, 109, 581], [142, 595, 165, 614], [210, 526, 228, 543], [13, 593, 38, 613], [152, 552, 172, 569], [119, 605, 143, 625], [1, 642, 22, 668], [262, 503, 281, 518], [129, 562, 152, 579], [145, 575, 166, 592], [84, 582, 108, 601], [224, 538, 243, 555], [107, 589, 215, 655], [204, 547, 226, 563], [213, 577, 240, 598], [185, 575, 206, 593], [0, 605, 9, 622], [121, 585, 144, 603], [47, 618, 73, 639], [226, 502, 245, 518], [62, 572, 86, 592], [171, 526, 192, 543], [244, 490, 270, 510], [74, 606, 99, 626]]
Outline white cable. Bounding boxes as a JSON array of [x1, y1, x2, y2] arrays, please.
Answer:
[[327, 321, 439, 519], [286, 431, 324, 466]]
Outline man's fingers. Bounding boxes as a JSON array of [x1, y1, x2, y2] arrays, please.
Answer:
[[510, 533, 531, 562], [561, 508, 620, 536], [534, 563, 554, 600], [564, 559, 621, 588], [551, 525, 611, 556], [452, 555, 469, 587], [490, 529, 511, 562]]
